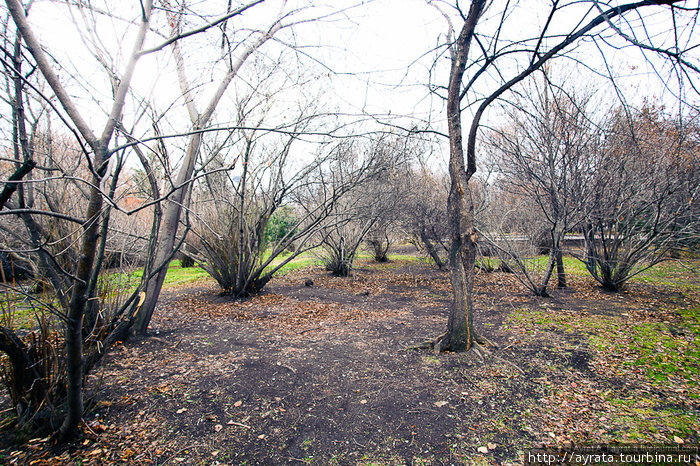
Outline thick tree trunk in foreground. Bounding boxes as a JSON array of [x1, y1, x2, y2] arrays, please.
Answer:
[[439, 182, 478, 351], [434, 0, 487, 352]]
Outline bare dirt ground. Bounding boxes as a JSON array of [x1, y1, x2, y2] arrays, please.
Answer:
[[1, 249, 698, 465]]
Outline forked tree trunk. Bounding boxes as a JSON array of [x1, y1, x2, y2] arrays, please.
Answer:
[[6, 0, 154, 441], [434, 0, 487, 352], [135, 16, 283, 335]]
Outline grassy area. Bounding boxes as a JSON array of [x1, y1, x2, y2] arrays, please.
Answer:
[[592, 308, 700, 391], [130, 259, 211, 287], [0, 302, 51, 331], [492, 254, 698, 289], [602, 396, 698, 441], [262, 250, 323, 275], [631, 261, 700, 293], [507, 306, 699, 393], [506, 288, 699, 443]]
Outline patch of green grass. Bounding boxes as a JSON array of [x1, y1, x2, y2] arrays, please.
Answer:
[[627, 319, 699, 387], [603, 397, 698, 441], [586, 309, 699, 390], [560, 256, 589, 276], [525, 255, 589, 277], [505, 310, 619, 334], [263, 253, 323, 276], [630, 261, 700, 293], [130, 259, 211, 287], [508, 306, 700, 391], [1, 305, 48, 330], [386, 253, 431, 264]]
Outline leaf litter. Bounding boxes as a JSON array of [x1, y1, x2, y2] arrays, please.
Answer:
[[1, 251, 698, 464]]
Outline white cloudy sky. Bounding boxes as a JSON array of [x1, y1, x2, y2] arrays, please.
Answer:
[[10, 0, 699, 156]]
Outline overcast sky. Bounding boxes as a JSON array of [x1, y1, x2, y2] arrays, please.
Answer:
[[7, 0, 698, 162]]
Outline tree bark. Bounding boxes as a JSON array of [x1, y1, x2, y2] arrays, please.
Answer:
[[137, 132, 202, 334], [436, 0, 487, 352], [59, 167, 104, 441], [556, 248, 566, 288]]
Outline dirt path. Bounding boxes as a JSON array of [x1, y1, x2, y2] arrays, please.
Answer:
[[2, 258, 698, 464]]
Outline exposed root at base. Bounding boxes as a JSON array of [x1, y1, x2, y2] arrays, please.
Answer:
[[406, 333, 523, 374], [406, 332, 498, 356], [474, 334, 499, 349], [405, 331, 447, 351], [468, 342, 490, 361]]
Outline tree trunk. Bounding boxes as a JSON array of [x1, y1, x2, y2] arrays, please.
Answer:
[[435, 0, 487, 352], [59, 173, 105, 441], [439, 185, 478, 351], [535, 249, 556, 298], [136, 134, 200, 335], [0, 327, 45, 425], [419, 228, 445, 270], [179, 251, 195, 268], [556, 248, 566, 288]]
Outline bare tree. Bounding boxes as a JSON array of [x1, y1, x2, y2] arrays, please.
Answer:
[[577, 103, 699, 290], [135, 0, 295, 334], [2, 0, 155, 439], [189, 127, 385, 295], [398, 167, 450, 269], [0, 0, 299, 440], [315, 136, 405, 276], [366, 222, 393, 263], [481, 74, 596, 296], [426, 0, 698, 353]]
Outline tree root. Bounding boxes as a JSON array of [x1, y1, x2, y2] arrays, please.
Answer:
[[432, 332, 449, 354], [474, 334, 499, 349], [406, 332, 524, 374], [407, 332, 498, 355], [468, 342, 489, 361], [404, 332, 447, 352]]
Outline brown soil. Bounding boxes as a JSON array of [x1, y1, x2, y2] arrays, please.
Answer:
[[1, 254, 698, 465]]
